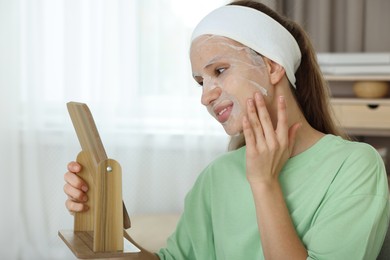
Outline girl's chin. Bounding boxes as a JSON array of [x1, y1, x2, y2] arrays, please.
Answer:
[[223, 125, 243, 137]]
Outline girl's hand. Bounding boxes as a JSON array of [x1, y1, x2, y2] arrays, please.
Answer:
[[63, 161, 89, 213], [243, 92, 300, 185]]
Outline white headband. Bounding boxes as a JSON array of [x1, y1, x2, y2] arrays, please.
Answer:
[[191, 5, 301, 88]]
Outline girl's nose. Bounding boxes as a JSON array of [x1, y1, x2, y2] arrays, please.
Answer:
[[201, 86, 222, 106]]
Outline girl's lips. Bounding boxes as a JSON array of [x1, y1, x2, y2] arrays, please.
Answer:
[[214, 103, 233, 123]]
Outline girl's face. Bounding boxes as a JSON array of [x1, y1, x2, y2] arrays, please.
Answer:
[[190, 35, 273, 136]]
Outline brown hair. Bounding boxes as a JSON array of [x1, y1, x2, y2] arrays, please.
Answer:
[[227, 0, 347, 150]]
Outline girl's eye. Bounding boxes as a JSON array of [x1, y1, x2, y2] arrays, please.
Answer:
[[193, 76, 203, 87], [216, 67, 226, 75]]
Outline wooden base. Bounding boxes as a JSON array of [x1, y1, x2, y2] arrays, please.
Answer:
[[59, 230, 145, 259]]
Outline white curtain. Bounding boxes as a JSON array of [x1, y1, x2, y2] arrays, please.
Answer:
[[0, 0, 229, 259]]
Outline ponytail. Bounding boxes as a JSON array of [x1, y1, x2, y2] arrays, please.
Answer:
[[228, 1, 347, 150]]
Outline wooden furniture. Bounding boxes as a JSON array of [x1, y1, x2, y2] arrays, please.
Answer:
[[326, 75, 390, 170], [58, 102, 156, 259]]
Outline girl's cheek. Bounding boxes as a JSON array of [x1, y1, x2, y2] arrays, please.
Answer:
[[221, 74, 239, 90]]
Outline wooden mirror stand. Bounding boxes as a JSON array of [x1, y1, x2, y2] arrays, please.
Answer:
[[58, 102, 155, 259]]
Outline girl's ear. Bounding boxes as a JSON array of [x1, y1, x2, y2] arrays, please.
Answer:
[[264, 57, 286, 85]]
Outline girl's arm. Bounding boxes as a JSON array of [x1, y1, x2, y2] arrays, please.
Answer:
[[243, 92, 306, 259]]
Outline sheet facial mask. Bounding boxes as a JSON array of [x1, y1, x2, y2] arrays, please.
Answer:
[[191, 35, 271, 136]]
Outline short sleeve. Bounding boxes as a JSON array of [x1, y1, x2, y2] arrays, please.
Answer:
[[304, 145, 390, 260]]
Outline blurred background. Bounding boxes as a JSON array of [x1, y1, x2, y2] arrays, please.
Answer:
[[1, 0, 389, 259]]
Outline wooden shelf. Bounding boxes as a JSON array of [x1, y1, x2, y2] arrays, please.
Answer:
[[331, 98, 390, 105], [325, 75, 390, 81], [326, 74, 390, 171], [341, 128, 390, 137]]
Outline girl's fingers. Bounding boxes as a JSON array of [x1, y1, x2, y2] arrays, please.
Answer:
[[245, 93, 293, 151], [246, 97, 265, 145], [254, 92, 275, 143], [64, 171, 88, 192], [288, 122, 301, 153], [67, 161, 82, 173], [243, 115, 256, 153], [276, 96, 301, 154], [65, 198, 89, 213], [63, 183, 88, 203], [276, 96, 289, 147]]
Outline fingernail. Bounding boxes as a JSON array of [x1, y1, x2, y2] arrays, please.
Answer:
[[279, 95, 285, 102], [255, 92, 261, 100], [81, 185, 88, 192], [248, 99, 254, 106], [83, 196, 88, 202]]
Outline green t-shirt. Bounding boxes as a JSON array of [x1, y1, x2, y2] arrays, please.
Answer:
[[157, 135, 390, 259]]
